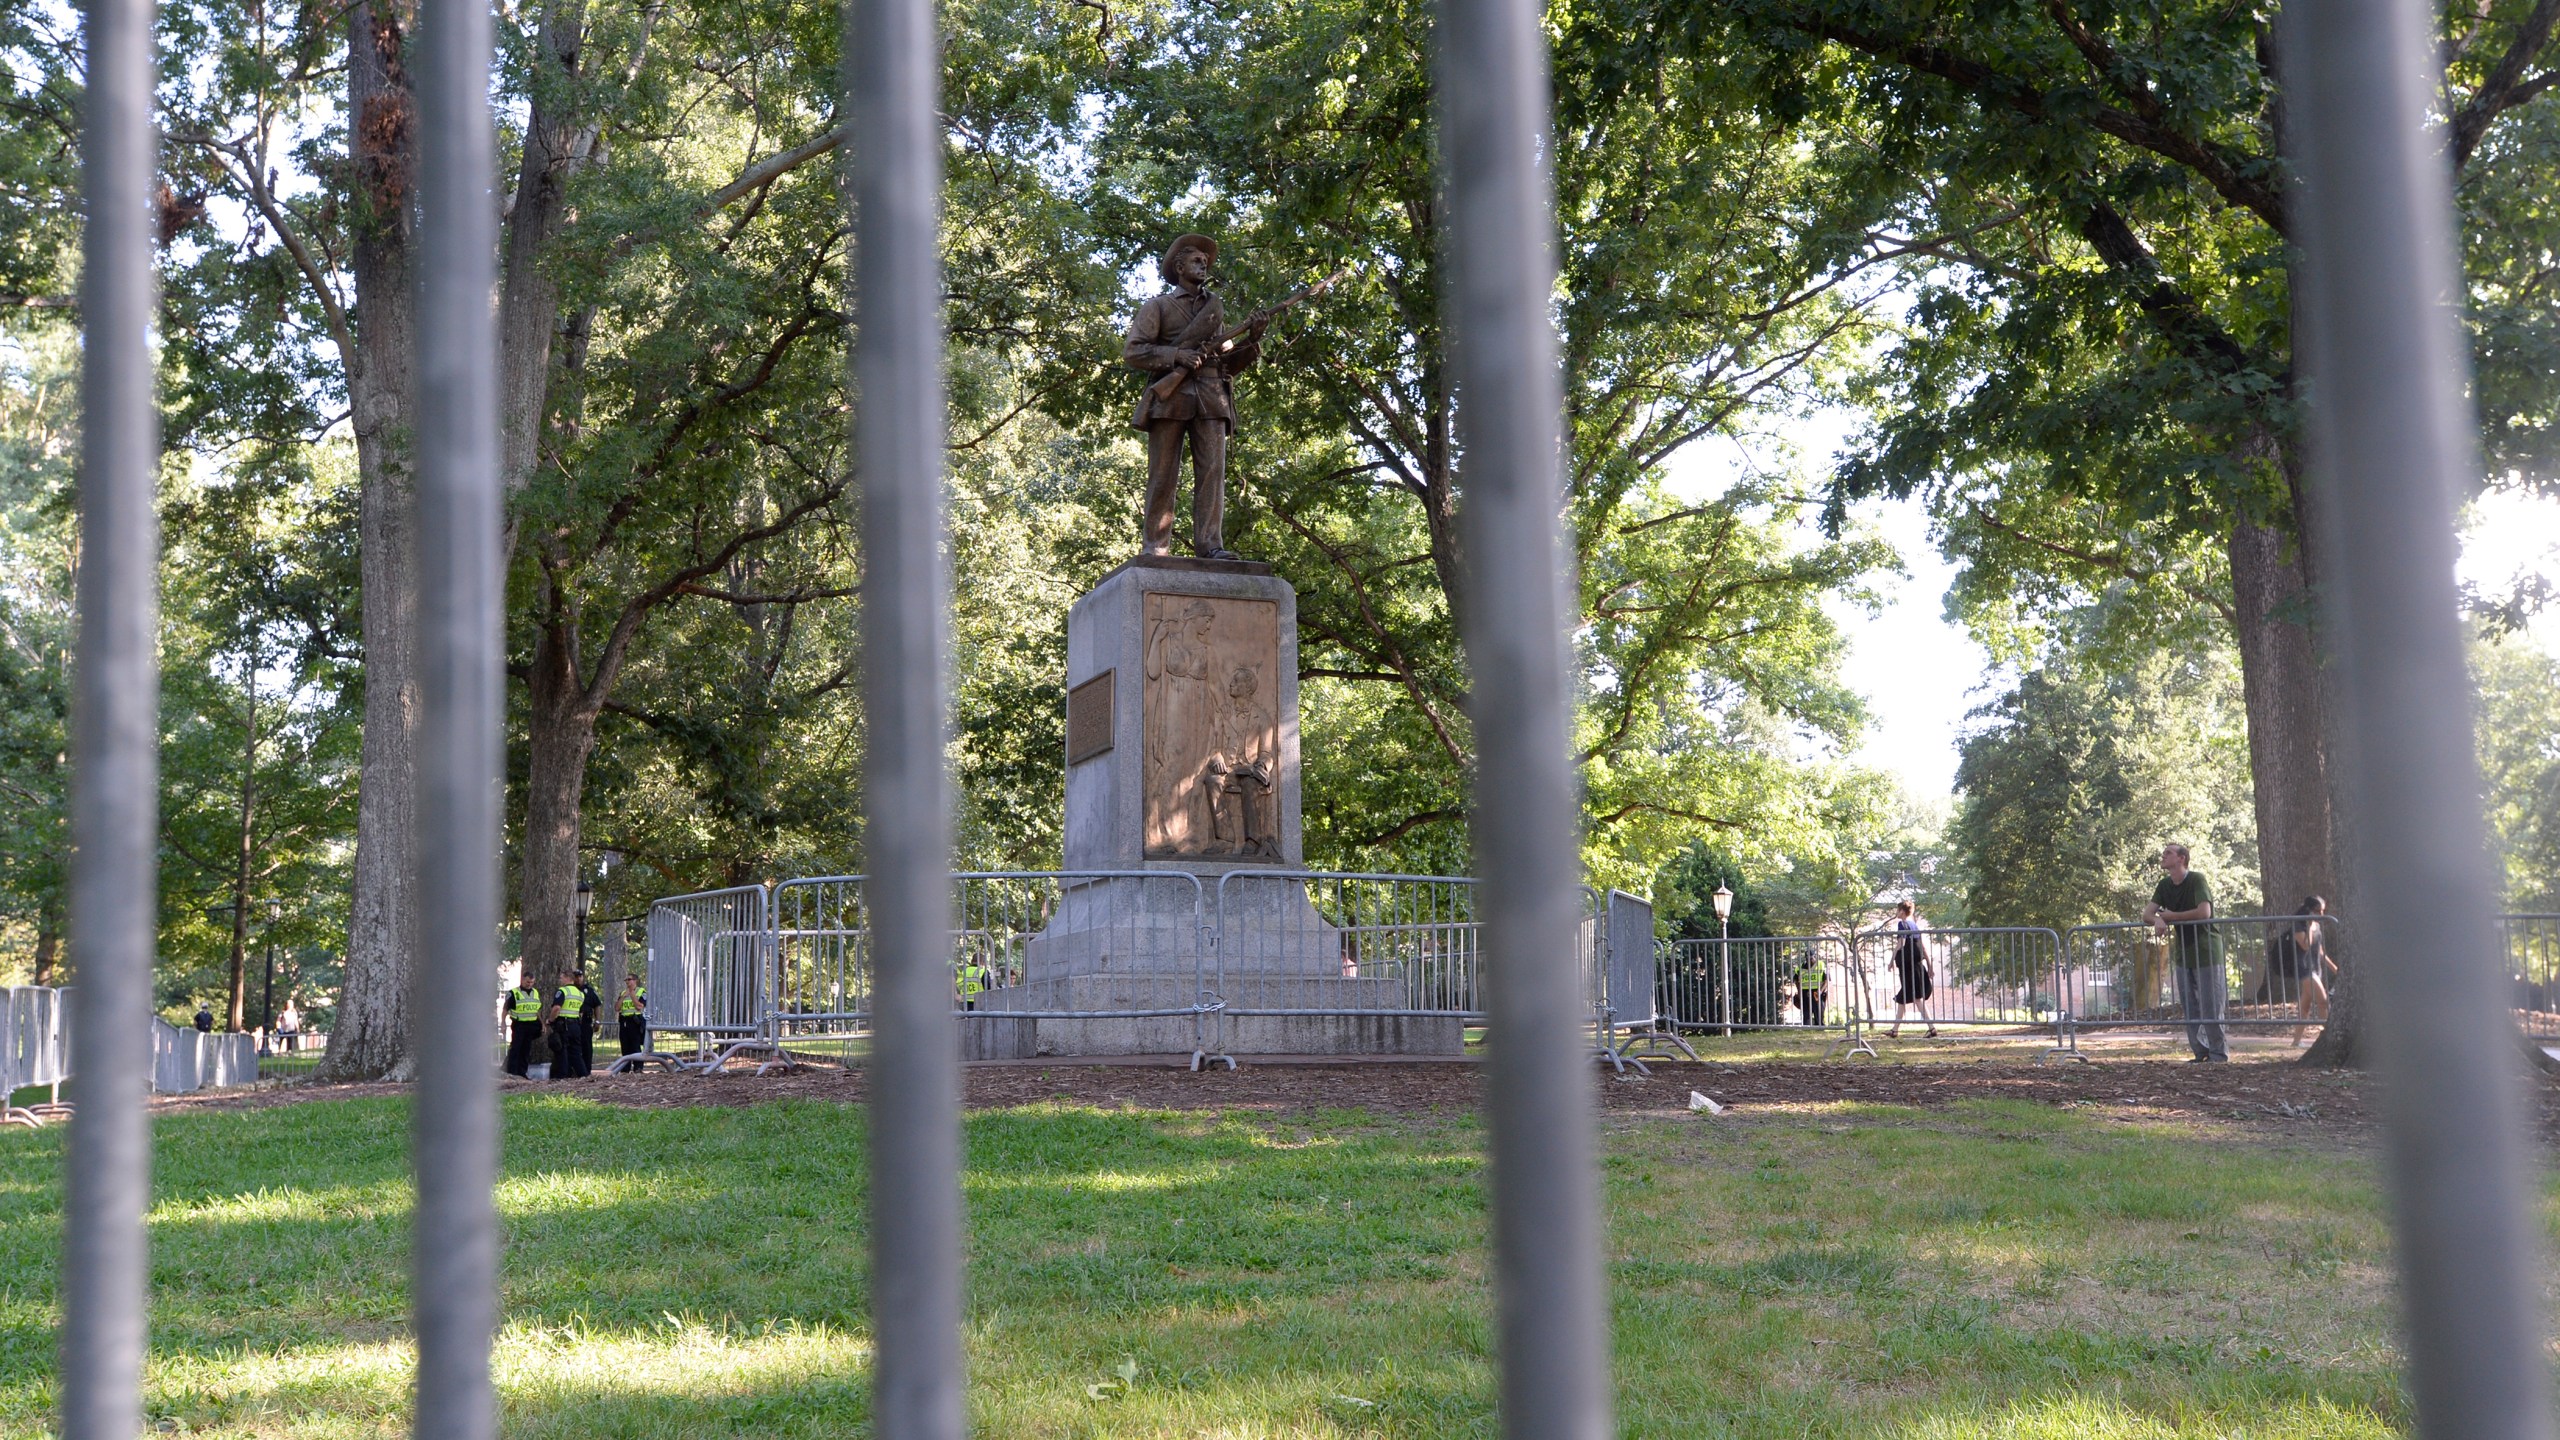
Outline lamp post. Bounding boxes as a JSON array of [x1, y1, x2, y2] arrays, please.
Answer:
[[1713, 883, 1734, 1038], [575, 879, 596, 977]]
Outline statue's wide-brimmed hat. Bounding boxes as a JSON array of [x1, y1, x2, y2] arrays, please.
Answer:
[[1161, 233, 1218, 278]]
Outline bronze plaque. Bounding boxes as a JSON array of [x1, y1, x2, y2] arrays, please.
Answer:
[[1142, 593, 1280, 859], [1066, 670, 1115, 765]]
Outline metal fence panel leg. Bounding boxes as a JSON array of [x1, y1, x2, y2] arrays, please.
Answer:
[[410, 0, 504, 1434], [2281, 2, 2557, 1436], [1432, 0, 1612, 1434], [851, 0, 965, 1430], [61, 0, 161, 1432]]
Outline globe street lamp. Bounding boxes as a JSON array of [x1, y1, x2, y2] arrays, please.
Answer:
[[1712, 883, 1734, 1038], [575, 878, 596, 976]]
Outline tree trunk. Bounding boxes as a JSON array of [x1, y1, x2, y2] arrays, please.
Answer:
[[498, 0, 597, 512], [2289, 444, 2373, 1068], [30, 902, 58, 987], [2228, 516, 2340, 918], [520, 616, 600, 991], [2227, 513, 2342, 1005], [320, 0, 423, 1082], [494, 0, 615, 989], [226, 639, 258, 1032]]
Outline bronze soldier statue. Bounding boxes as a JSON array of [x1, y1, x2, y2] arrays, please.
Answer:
[[1124, 234, 1267, 559]]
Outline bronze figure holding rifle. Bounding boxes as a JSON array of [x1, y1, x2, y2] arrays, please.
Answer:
[[1122, 234, 1344, 559]]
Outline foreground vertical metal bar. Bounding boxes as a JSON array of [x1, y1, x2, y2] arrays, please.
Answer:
[[849, 0, 963, 1429], [410, 0, 501, 1432], [2279, 3, 2557, 1438], [60, 0, 160, 1434], [1432, 1, 1613, 1436]]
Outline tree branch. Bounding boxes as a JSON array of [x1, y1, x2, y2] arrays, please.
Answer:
[[176, 132, 356, 366], [606, 123, 846, 262], [2453, 0, 2560, 166], [1348, 806, 1464, 848], [1588, 801, 1747, 831], [1790, 14, 2287, 234], [675, 581, 860, 605]]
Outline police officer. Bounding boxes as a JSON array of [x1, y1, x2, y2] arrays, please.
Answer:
[[955, 957, 990, 1012], [617, 973, 648, 1057], [504, 974, 544, 1077], [1795, 952, 1829, 1028], [576, 968, 603, 1075], [549, 967, 594, 1079]]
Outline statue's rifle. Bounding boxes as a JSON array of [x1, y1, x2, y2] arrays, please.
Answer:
[[1147, 265, 1352, 402]]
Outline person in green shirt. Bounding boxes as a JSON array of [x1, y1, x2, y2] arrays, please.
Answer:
[[2143, 843, 2227, 1062]]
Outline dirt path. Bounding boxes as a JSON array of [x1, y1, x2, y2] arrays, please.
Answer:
[[146, 1052, 2554, 1147]]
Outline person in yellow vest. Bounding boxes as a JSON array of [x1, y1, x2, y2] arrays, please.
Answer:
[[548, 967, 595, 1080], [504, 975, 544, 1077], [955, 957, 990, 1012], [1795, 952, 1829, 1028], [618, 973, 648, 1057]]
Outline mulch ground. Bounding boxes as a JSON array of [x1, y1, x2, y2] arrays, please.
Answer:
[[146, 1051, 2560, 1148]]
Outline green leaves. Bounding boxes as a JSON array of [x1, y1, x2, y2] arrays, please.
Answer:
[[1076, 0, 1899, 880]]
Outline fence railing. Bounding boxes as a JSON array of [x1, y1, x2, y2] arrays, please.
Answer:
[[631, 883, 772, 1069], [2061, 916, 2345, 1045], [4, 986, 74, 1125], [1658, 935, 1855, 1034], [635, 873, 1686, 1070], [148, 1021, 258, 1094], [2500, 914, 2560, 1038], [622, 894, 2560, 1071], [10, 989, 272, 1112], [1844, 925, 2069, 1039], [46, 0, 2547, 1428]]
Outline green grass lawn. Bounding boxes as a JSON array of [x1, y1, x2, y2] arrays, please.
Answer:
[[0, 1089, 2426, 1437]]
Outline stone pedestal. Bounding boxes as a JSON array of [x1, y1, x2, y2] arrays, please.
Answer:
[[968, 555, 1460, 1059], [1062, 555, 1303, 872]]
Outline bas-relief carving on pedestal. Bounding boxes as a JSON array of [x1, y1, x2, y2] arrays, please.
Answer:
[[1141, 593, 1278, 860]]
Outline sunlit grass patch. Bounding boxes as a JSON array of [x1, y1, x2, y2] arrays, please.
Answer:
[[0, 1081, 2436, 1437]]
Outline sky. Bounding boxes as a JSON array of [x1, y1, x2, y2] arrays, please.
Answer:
[[1669, 418, 2560, 805]]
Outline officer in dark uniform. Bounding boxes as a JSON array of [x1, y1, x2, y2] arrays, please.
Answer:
[[576, 969, 603, 1076], [549, 968, 594, 1080], [1795, 952, 1829, 1028], [617, 973, 648, 1056], [504, 975, 544, 1077]]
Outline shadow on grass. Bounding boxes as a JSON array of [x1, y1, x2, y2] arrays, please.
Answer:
[[0, 1088, 2416, 1438]]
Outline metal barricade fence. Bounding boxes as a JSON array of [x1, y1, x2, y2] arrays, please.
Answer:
[[1594, 890, 1692, 1067], [1209, 871, 1477, 1060], [1846, 926, 2069, 1053], [766, 875, 869, 1060], [147, 1020, 258, 1093], [619, 895, 2560, 1067], [1657, 935, 1854, 1035], [5, 986, 76, 1125], [956, 871, 1216, 1062], [2500, 915, 2560, 1039], [2062, 916, 2345, 1046], [719, 871, 1222, 1067], [636, 872, 1846, 1070], [634, 884, 773, 1068], [649, 871, 1680, 1069]]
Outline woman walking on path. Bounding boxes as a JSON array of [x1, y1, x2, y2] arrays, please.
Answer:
[[1886, 900, 1937, 1038], [2274, 896, 2336, 1046]]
